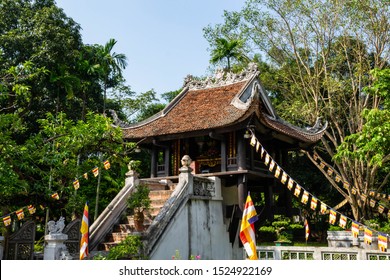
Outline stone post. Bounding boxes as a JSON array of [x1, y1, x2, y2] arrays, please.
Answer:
[[43, 217, 72, 260], [0, 236, 4, 260], [44, 233, 69, 260], [179, 155, 193, 194]]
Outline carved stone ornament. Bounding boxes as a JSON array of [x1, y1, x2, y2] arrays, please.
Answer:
[[181, 155, 192, 168], [47, 217, 65, 235], [183, 62, 259, 90]]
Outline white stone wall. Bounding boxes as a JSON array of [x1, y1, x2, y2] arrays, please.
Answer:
[[149, 178, 242, 260]]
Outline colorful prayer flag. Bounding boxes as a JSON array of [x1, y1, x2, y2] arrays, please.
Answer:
[[261, 147, 265, 158], [269, 160, 275, 172], [369, 199, 376, 208], [250, 135, 256, 147], [83, 172, 88, 180], [304, 219, 310, 241], [240, 193, 258, 260], [343, 181, 350, 189], [352, 221, 360, 238], [3, 216, 11, 227], [16, 209, 24, 220], [73, 179, 80, 190], [294, 184, 301, 197], [103, 160, 111, 170], [335, 175, 342, 183], [301, 190, 309, 204], [51, 192, 59, 200], [320, 202, 327, 214], [361, 194, 367, 202], [351, 188, 357, 195], [327, 168, 334, 176], [310, 197, 318, 211], [28, 205, 36, 215], [256, 141, 260, 152], [281, 172, 288, 184], [274, 165, 281, 178], [329, 209, 337, 224], [313, 153, 318, 160], [339, 215, 347, 229], [287, 178, 294, 190], [369, 190, 375, 196], [378, 205, 385, 214], [319, 161, 326, 169], [364, 227, 372, 245], [80, 202, 89, 260], [378, 234, 388, 252], [264, 153, 270, 166], [92, 167, 99, 177]]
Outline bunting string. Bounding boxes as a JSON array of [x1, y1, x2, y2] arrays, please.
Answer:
[[247, 133, 390, 251], [1, 158, 113, 227]]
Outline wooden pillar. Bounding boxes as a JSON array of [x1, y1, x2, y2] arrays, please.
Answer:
[[151, 146, 157, 178], [221, 138, 227, 172], [164, 146, 170, 176], [237, 133, 246, 171], [264, 183, 274, 221], [238, 174, 247, 211]]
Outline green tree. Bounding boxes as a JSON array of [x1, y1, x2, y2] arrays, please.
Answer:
[[204, 0, 390, 221], [210, 37, 248, 71], [96, 38, 128, 113]]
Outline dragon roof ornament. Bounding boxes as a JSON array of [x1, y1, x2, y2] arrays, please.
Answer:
[[183, 62, 259, 90]]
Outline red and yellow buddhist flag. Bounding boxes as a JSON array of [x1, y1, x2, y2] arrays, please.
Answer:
[[351, 188, 357, 195], [281, 172, 288, 184], [264, 153, 270, 166], [369, 190, 375, 196], [320, 202, 327, 214], [103, 160, 111, 170], [294, 184, 301, 197], [274, 165, 281, 179], [261, 147, 265, 158], [369, 199, 376, 208], [28, 205, 36, 215], [240, 193, 258, 260], [378, 234, 388, 252], [304, 219, 310, 242], [378, 205, 385, 214], [16, 208, 24, 220], [83, 172, 88, 180], [327, 168, 334, 176], [364, 227, 372, 245], [73, 179, 80, 190], [335, 175, 342, 183], [310, 197, 318, 211], [256, 141, 260, 152], [301, 190, 309, 204], [339, 215, 347, 229], [352, 221, 360, 238], [80, 202, 89, 260], [329, 209, 337, 224], [92, 167, 99, 177], [287, 178, 294, 190], [51, 192, 59, 200], [269, 160, 275, 172], [250, 135, 256, 147], [343, 181, 350, 189], [313, 153, 318, 160], [319, 161, 326, 169], [361, 194, 367, 202], [3, 216, 11, 227]]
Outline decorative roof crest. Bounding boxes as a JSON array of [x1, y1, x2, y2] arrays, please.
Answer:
[[183, 62, 259, 90]]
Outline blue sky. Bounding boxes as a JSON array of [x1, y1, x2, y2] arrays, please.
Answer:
[[55, 0, 246, 96]]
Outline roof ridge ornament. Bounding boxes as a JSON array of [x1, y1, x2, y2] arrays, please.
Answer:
[[183, 62, 259, 90]]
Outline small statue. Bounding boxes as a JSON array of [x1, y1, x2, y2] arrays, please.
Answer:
[[181, 155, 192, 168], [47, 217, 65, 235]]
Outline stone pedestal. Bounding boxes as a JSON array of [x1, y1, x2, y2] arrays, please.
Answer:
[[44, 233, 69, 260], [0, 236, 4, 260]]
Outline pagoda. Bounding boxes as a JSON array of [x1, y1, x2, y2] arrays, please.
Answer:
[[113, 63, 327, 221]]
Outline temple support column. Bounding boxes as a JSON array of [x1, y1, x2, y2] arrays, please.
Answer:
[[151, 146, 157, 178], [237, 134, 246, 171], [238, 174, 247, 211], [164, 146, 170, 176]]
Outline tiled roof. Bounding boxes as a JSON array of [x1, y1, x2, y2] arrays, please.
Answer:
[[122, 81, 250, 139], [120, 68, 327, 144]]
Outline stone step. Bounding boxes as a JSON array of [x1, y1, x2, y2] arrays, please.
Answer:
[[149, 190, 173, 201], [107, 232, 131, 242]]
